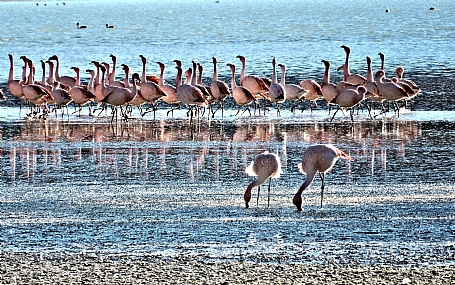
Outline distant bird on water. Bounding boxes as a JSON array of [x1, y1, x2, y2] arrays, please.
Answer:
[[293, 144, 353, 211], [106, 24, 115, 28], [77, 22, 88, 29], [244, 151, 282, 208]]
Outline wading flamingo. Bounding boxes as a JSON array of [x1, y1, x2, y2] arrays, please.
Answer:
[[293, 144, 353, 211], [244, 151, 282, 208]]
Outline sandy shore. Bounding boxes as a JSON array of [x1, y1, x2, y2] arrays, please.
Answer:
[[0, 252, 454, 284]]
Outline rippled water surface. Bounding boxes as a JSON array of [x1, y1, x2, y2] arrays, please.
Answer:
[[1, 0, 455, 268], [1, 0, 455, 84]]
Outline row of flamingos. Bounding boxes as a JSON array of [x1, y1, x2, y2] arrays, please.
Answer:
[[4, 46, 420, 121], [245, 144, 353, 211]]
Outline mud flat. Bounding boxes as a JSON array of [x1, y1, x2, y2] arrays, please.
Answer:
[[1, 252, 454, 284]]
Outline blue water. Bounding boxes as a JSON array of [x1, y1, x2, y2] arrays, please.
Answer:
[[1, 0, 455, 85]]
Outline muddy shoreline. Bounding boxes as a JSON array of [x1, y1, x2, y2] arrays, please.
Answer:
[[1, 253, 454, 285]]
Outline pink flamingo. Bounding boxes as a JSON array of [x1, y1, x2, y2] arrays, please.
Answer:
[[293, 144, 354, 211], [244, 151, 282, 208]]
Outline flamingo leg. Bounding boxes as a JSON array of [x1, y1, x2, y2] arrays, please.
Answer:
[[267, 177, 272, 207], [319, 172, 325, 208], [256, 185, 261, 206]]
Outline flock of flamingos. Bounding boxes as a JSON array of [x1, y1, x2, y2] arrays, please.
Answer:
[[2, 45, 421, 123], [1, 45, 422, 210]]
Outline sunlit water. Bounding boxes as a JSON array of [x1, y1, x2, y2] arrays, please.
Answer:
[[1, 0, 455, 85], [1, 0, 455, 268]]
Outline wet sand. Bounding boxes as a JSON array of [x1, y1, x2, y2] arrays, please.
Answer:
[[1, 252, 454, 284]]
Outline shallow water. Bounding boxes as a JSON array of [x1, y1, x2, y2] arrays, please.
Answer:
[[0, 109, 454, 267]]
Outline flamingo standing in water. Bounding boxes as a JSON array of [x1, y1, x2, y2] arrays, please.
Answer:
[[244, 151, 282, 208], [69, 67, 95, 115], [277, 63, 308, 113], [339, 45, 366, 85], [236, 55, 269, 114], [299, 79, 323, 111], [226, 63, 257, 116], [156, 61, 180, 116], [7, 54, 26, 103], [268, 57, 286, 116], [48, 55, 76, 87], [293, 144, 354, 211], [210, 57, 231, 117]]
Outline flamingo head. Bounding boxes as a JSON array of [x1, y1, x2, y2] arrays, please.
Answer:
[[48, 55, 58, 61], [156, 61, 165, 69], [244, 185, 253, 209], [396, 66, 404, 77], [341, 45, 350, 54], [132, 73, 140, 82], [70, 66, 79, 72], [236, 55, 245, 63], [375, 70, 385, 80], [337, 64, 345, 71], [293, 194, 303, 212], [366, 56, 372, 65], [226, 63, 235, 72], [173, 59, 182, 68], [139, 54, 146, 64], [321, 60, 330, 68]]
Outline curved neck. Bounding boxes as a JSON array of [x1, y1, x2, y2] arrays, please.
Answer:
[[158, 64, 165, 86], [74, 69, 81, 86], [88, 71, 94, 89], [41, 62, 46, 85], [8, 56, 14, 82], [343, 49, 350, 80], [229, 67, 236, 90], [366, 60, 373, 82], [54, 57, 61, 79], [239, 59, 246, 81], [124, 68, 131, 88], [280, 66, 286, 85], [272, 59, 277, 84], [110, 58, 116, 82], [212, 60, 218, 82], [322, 62, 330, 85], [197, 66, 203, 85], [175, 67, 182, 88], [296, 170, 317, 198], [191, 62, 197, 86], [141, 60, 147, 82], [47, 62, 55, 85]]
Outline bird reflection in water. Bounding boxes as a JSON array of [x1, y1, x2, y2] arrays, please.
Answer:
[[2, 120, 420, 183]]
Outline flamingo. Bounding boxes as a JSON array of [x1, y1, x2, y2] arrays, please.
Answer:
[[7, 54, 26, 101], [48, 55, 76, 87], [299, 79, 323, 111], [375, 70, 409, 115], [320, 60, 339, 113], [156, 61, 180, 116], [364, 56, 384, 112], [328, 85, 368, 121], [21, 59, 54, 116], [244, 151, 282, 208], [277, 63, 309, 113], [121, 64, 147, 116], [69, 67, 95, 115], [394, 66, 420, 107], [108, 54, 117, 84], [175, 64, 208, 121], [210, 57, 231, 117], [340, 45, 366, 85], [236, 55, 269, 114], [51, 81, 72, 119], [76, 22, 87, 29], [293, 144, 354, 211], [138, 55, 167, 118], [100, 66, 140, 122], [191, 61, 212, 102], [226, 63, 257, 116], [268, 57, 286, 116]]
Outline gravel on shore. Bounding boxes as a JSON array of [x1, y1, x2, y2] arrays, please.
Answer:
[[1, 252, 454, 285]]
